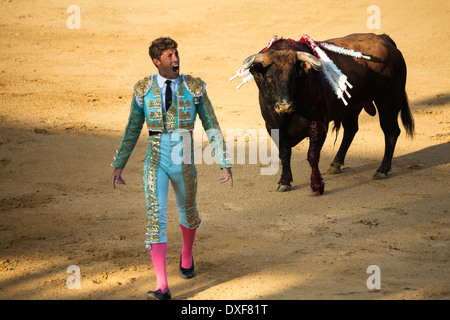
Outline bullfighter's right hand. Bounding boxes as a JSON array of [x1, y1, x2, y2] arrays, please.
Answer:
[[112, 167, 126, 189]]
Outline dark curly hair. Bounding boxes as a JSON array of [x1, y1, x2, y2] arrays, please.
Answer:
[[149, 37, 178, 61]]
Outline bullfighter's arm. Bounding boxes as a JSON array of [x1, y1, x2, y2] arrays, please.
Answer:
[[196, 92, 232, 170], [111, 96, 146, 169]]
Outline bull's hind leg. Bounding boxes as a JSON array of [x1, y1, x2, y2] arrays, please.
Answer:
[[308, 121, 327, 195], [373, 96, 401, 179], [329, 108, 362, 174]]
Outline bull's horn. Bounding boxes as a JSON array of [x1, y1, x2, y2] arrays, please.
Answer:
[[242, 54, 264, 69], [296, 52, 323, 71]]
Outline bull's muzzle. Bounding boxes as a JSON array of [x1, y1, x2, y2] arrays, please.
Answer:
[[274, 102, 294, 114]]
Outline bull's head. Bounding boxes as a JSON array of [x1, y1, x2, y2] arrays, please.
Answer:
[[242, 49, 323, 115]]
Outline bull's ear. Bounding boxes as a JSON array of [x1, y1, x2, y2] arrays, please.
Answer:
[[296, 52, 323, 71], [297, 61, 316, 77], [300, 61, 313, 72]]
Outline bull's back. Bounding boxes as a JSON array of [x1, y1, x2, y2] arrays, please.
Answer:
[[324, 33, 395, 54], [324, 33, 406, 94]]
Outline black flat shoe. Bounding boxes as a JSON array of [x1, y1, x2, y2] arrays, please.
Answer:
[[180, 254, 195, 279], [147, 289, 171, 300]]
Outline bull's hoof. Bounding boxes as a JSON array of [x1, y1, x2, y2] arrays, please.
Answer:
[[276, 184, 292, 192], [311, 183, 325, 196], [329, 163, 342, 174], [373, 171, 389, 180]]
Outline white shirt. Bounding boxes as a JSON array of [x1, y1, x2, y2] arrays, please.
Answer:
[[156, 73, 179, 111]]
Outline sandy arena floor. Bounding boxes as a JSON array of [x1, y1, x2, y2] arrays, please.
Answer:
[[0, 0, 449, 300]]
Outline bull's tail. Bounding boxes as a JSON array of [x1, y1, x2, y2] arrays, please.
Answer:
[[400, 91, 415, 137], [386, 33, 414, 138]]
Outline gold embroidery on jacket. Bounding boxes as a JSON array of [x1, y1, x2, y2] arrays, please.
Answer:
[[136, 74, 206, 132], [134, 76, 153, 107]]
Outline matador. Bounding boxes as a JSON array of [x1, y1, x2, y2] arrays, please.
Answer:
[[111, 37, 233, 300]]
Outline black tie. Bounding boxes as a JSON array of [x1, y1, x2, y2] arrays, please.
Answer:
[[165, 80, 172, 111]]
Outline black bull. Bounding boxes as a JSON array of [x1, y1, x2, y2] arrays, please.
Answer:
[[241, 33, 414, 194]]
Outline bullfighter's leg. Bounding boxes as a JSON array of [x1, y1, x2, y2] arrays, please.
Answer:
[[329, 108, 362, 174], [307, 121, 327, 195], [374, 95, 401, 179]]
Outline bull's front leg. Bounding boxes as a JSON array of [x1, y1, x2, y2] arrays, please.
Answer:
[[307, 121, 327, 195], [277, 141, 293, 192]]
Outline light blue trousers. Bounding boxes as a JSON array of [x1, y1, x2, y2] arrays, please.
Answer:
[[143, 131, 200, 248]]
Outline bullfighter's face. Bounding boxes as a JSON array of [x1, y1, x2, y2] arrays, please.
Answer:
[[153, 48, 180, 79]]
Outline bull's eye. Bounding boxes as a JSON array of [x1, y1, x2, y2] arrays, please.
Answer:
[[250, 64, 263, 73], [251, 62, 273, 75]]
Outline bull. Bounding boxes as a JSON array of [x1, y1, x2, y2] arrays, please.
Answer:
[[237, 33, 414, 194]]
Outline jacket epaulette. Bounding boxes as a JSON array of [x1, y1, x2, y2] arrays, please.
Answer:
[[182, 74, 206, 98], [133, 76, 154, 107]]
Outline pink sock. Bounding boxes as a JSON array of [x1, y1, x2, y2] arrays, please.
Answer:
[[180, 223, 196, 269], [150, 243, 169, 293]]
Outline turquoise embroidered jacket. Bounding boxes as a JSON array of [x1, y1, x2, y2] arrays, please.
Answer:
[[112, 74, 230, 169]]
